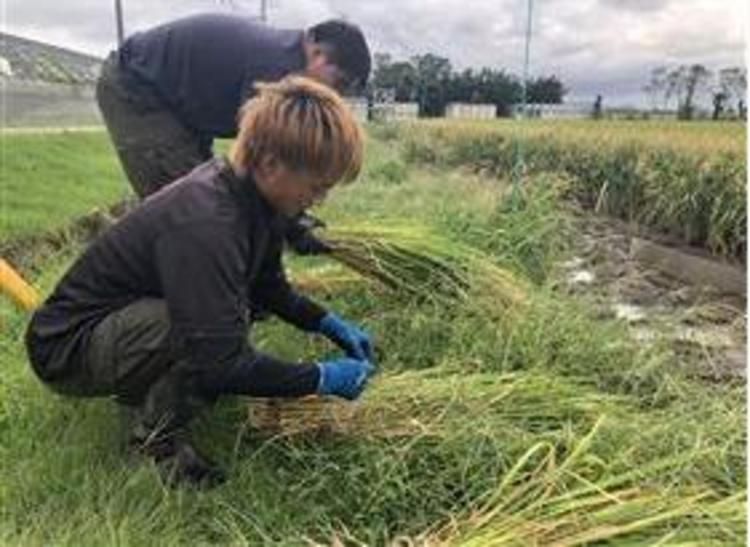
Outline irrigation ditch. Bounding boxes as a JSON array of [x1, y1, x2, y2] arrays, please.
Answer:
[[557, 210, 745, 382]]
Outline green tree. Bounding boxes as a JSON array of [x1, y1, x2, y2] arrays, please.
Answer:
[[445, 68, 521, 115], [526, 76, 566, 104], [370, 51, 564, 118], [373, 53, 418, 102], [411, 53, 452, 116]]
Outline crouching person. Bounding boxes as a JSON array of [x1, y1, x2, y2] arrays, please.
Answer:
[[25, 76, 375, 487]]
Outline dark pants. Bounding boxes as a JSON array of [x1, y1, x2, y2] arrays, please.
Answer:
[[84, 299, 173, 405], [79, 299, 200, 438], [80, 299, 318, 438], [96, 53, 213, 198]]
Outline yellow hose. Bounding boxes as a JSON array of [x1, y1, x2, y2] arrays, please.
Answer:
[[0, 259, 40, 311]]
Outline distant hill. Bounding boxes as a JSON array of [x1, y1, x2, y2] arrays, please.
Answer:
[[0, 32, 102, 85]]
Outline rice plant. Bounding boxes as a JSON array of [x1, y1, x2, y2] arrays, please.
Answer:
[[396, 120, 747, 258], [425, 418, 746, 545], [319, 222, 528, 310]]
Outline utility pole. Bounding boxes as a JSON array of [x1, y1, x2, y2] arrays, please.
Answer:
[[114, 0, 125, 47], [520, 0, 534, 119], [511, 0, 534, 207], [260, 0, 268, 22]]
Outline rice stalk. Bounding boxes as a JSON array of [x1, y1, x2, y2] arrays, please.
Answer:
[[422, 418, 746, 545], [319, 223, 528, 310]]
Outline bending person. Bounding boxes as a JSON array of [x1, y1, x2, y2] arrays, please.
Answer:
[[97, 13, 371, 254], [26, 76, 376, 487]]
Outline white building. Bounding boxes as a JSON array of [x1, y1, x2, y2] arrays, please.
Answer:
[[345, 97, 369, 122], [445, 102, 496, 120], [512, 102, 592, 119], [0, 56, 12, 77], [372, 102, 419, 122]]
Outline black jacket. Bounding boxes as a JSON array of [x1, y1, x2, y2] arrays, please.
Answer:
[[118, 14, 306, 137], [26, 158, 327, 390]]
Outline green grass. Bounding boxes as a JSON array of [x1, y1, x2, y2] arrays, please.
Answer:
[[0, 130, 129, 243], [0, 128, 745, 544]]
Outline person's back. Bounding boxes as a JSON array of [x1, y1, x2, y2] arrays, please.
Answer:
[[26, 160, 250, 385], [96, 13, 370, 200], [120, 14, 305, 137]]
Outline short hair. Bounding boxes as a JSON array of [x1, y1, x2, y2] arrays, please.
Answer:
[[230, 75, 364, 185], [308, 19, 371, 91]]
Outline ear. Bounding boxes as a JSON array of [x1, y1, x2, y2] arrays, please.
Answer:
[[307, 43, 330, 70]]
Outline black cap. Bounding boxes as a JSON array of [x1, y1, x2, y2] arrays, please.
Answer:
[[308, 19, 371, 92]]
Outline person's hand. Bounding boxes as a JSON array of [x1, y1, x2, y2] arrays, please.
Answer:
[[316, 358, 376, 400], [287, 231, 332, 255], [286, 213, 331, 255], [318, 313, 374, 362]]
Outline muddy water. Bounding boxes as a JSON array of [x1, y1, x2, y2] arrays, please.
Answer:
[[557, 213, 746, 382]]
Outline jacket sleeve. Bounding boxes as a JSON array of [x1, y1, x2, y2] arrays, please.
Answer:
[[154, 220, 320, 396], [250, 233, 328, 332]]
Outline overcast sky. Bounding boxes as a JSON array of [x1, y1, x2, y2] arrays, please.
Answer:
[[2, 0, 747, 106]]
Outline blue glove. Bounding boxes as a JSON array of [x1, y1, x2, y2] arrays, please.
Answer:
[[319, 313, 374, 362], [317, 358, 376, 400]]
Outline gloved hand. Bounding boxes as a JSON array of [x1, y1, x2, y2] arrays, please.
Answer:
[[317, 357, 376, 400], [286, 230, 332, 255], [285, 213, 332, 255], [319, 313, 374, 362]]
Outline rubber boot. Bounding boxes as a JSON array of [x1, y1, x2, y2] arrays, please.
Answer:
[[126, 367, 226, 488]]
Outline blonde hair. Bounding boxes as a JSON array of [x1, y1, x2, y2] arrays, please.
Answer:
[[230, 76, 364, 184]]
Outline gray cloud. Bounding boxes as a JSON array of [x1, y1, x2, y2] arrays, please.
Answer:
[[598, 0, 673, 13], [4, 0, 746, 106]]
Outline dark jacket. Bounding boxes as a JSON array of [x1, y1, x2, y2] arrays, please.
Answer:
[[118, 13, 306, 137], [26, 158, 327, 388]]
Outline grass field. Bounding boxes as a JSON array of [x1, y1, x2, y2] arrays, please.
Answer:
[[0, 130, 128, 242], [0, 122, 746, 545]]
